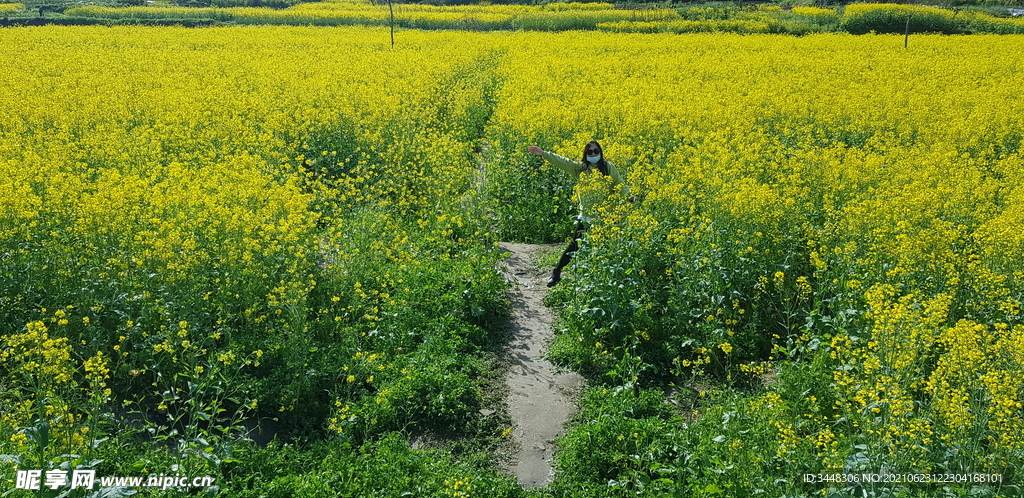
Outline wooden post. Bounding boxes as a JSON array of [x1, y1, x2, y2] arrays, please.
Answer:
[[388, 0, 395, 48], [904, 13, 911, 48]]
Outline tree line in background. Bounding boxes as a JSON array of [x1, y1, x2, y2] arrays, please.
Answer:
[[3, 0, 1024, 34]]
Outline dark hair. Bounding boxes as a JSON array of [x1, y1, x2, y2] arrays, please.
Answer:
[[581, 140, 609, 176]]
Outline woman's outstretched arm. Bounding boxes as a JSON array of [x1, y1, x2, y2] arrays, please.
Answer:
[[528, 146, 580, 175]]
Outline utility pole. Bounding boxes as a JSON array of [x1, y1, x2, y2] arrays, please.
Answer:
[[904, 13, 911, 48], [388, 0, 395, 48]]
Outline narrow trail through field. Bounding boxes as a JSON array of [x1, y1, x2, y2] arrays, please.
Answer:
[[497, 242, 584, 489]]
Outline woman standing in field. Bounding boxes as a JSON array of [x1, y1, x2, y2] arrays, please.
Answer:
[[528, 141, 629, 288]]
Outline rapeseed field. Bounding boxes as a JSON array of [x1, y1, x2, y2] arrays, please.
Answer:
[[2, 25, 1022, 497]]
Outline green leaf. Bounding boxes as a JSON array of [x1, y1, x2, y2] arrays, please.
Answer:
[[86, 487, 138, 497]]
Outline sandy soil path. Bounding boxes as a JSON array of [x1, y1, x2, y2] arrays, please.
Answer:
[[497, 242, 584, 488]]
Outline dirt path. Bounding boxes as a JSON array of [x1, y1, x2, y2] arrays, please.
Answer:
[[497, 242, 584, 489]]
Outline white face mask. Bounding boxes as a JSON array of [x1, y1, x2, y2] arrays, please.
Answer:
[[586, 155, 601, 164]]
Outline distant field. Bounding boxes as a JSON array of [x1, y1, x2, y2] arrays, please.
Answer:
[[3, 0, 1023, 34]]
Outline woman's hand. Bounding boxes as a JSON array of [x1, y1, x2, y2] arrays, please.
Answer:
[[527, 146, 545, 156]]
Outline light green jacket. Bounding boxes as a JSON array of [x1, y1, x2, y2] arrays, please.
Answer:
[[542, 151, 629, 218]]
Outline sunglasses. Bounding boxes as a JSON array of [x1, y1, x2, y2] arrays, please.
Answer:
[[585, 149, 600, 156]]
